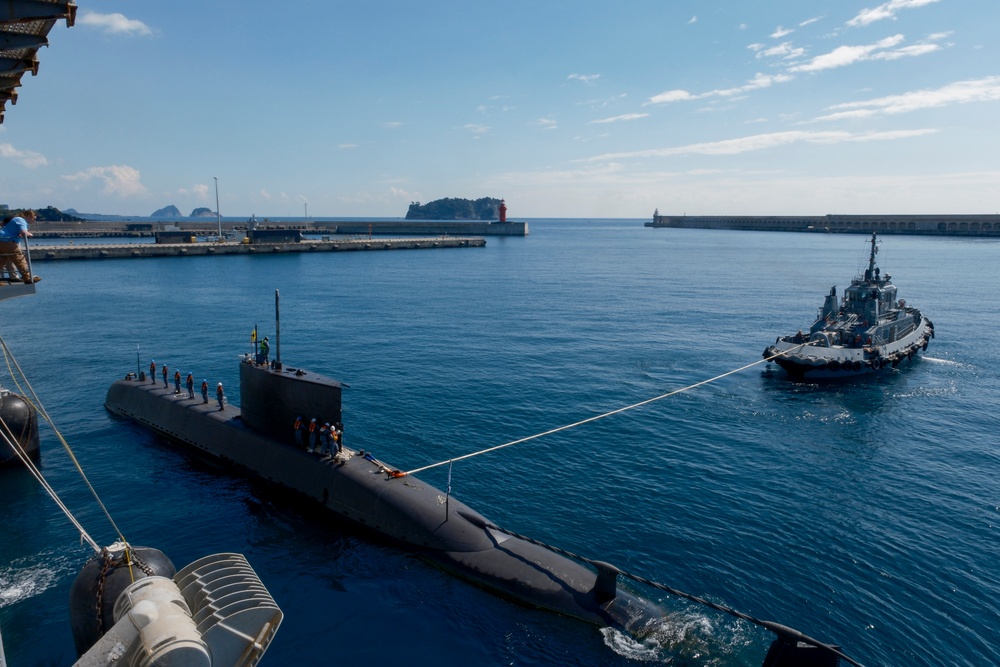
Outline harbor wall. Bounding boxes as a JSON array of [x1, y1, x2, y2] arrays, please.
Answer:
[[32, 220, 528, 238], [29, 237, 485, 261], [332, 221, 528, 236], [646, 214, 1000, 236]]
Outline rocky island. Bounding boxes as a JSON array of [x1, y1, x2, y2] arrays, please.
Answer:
[[405, 197, 503, 220]]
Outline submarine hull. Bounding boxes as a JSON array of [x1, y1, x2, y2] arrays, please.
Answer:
[[105, 362, 663, 632]]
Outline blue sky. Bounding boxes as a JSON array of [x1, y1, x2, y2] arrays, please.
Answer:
[[2, 0, 998, 218]]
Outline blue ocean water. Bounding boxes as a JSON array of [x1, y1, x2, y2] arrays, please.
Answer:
[[1, 221, 997, 666]]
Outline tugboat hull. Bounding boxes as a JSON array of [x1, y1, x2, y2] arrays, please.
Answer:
[[765, 315, 934, 380]]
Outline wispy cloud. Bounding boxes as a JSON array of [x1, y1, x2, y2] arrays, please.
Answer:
[[0, 143, 48, 168], [771, 26, 793, 39], [688, 16, 698, 25], [590, 113, 649, 124], [788, 34, 939, 72], [814, 76, 1000, 121], [62, 165, 147, 197], [463, 124, 490, 136], [647, 72, 793, 105], [568, 73, 601, 85], [847, 0, 940, 27], [534, 117, 558, 130], [381, 121, 403, 129], [79, 12, 152, 36], [582, 128, 937, 161], [751, 41, 806, 60], [339, 143, 358, 150]]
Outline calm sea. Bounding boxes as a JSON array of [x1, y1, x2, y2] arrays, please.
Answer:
[[1, 221, 997, 666]]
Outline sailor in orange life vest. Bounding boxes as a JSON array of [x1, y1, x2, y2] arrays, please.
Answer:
[[173, 369, 181, 394], [293, 416, 304, 448], [201, 379, 209, 404], [186, 373, 194, 398], [149, 360, 156, 384], [216, 382, 224, 410], [162, 364, 169, 388]]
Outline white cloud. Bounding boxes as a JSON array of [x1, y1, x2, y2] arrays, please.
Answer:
[[62, 165, 146, 197], [0, 143, 48, 168], [847, 0, 940, 27], [647, 72, 793, 105], [771, 26, 793, 39], [568, 74, 600, 85], [78, 12, 152, 36], [534, 117, 558, 130], [789, 34, 914, 72], [582, 128, 937, 161], [688, 16, 698, 25], [753, 41, 806, 60], [590, 113, 649, 124], [338, 143, 358, 149], [814, 76, 1000, 121], [382, 121, 402, 129], [463, 124, 490, 136]]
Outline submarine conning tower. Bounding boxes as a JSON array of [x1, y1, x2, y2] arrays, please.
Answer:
[[239, 358, 342, 445]]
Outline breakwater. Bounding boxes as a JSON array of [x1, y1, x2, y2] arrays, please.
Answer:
[[32, 219, 528, 238], [646, 213, 1000, 236], [28, 237, 485, 261]]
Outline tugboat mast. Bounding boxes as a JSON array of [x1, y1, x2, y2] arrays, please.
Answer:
[[867, 232, 879, 282]]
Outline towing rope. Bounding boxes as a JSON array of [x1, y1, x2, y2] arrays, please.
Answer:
[[1, 334, 126, 554], [482, 520, 865, 667], [401, 344, 813, 477]]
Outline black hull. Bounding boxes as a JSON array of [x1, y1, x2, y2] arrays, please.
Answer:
[[105, 366, 663, 632]]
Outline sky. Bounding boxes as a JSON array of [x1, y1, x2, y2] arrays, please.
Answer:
[[1, 0, 998, 218]]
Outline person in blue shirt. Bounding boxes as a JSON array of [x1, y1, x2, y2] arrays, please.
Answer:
[[0, 210, 40, 284]]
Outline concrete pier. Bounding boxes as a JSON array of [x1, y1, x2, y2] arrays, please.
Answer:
[[29, 237, 485, 261], [646, 213, 1000, 236]]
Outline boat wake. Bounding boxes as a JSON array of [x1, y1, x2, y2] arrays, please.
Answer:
[[602, 611, 752, 665], [0, 552, 72, 608], [919, 356, 962, 366]]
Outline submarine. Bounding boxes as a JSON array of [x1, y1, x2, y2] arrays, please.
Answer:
[[104, 336, 663, 635], [104, 293, 856, 666]]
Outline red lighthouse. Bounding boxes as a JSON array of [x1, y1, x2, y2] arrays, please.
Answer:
[[498, 199, 507, 223]]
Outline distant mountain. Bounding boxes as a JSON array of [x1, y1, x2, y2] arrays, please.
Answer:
[[405, 197, 502, 220], [151, 205, 182, 218], [190, 207, 215, 217]]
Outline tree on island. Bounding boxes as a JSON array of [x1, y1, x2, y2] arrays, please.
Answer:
[[405, 197, 503, 220]]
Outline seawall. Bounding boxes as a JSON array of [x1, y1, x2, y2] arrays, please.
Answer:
[[647, 213, 1000, 236], [29, 237, 485, 261]]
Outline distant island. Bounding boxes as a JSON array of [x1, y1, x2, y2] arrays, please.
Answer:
[[405, 197, 502, 220], [151, 205, 182, 218], [1, 205, 83, 222]]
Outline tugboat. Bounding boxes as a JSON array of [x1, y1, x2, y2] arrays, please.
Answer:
[[764, 232, 934, 379]]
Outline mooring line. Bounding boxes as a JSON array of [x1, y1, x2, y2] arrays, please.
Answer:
[[0, 416, 100, 552], [1, 334, 122, 553], [402, 344, 811, 477]]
